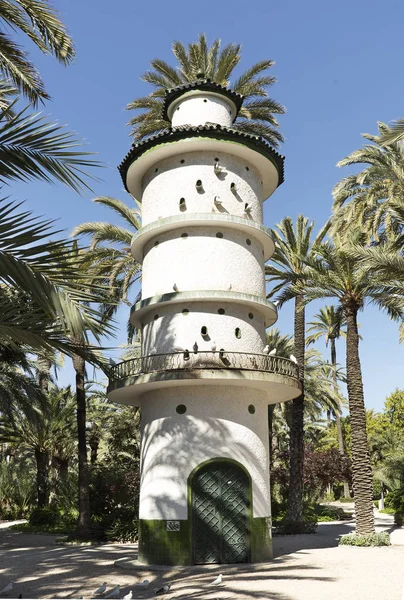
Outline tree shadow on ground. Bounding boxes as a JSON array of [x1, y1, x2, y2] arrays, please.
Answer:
[[273, 521, 355, 557], [0, 527, 335, 600]]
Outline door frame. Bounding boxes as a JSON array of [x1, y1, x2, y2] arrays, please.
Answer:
[[188, 458, 253, 564]]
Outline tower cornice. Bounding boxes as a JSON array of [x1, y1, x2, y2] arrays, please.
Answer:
[[119, 124, 285, 199]]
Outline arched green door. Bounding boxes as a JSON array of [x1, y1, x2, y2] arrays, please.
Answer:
[[192, 461, 250, 564]]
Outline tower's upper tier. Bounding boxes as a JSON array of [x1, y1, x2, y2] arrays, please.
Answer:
[[162, 78, 243, 128]]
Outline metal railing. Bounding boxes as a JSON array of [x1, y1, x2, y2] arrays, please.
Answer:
[[109, 351, 299, 383]]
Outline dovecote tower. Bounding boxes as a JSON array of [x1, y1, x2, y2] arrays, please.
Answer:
[[108, 78, 301, 565]]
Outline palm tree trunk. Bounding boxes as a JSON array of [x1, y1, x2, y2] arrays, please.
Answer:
[[286, 294, 305, 524], [72, 348, 91, 536], [345, 305, 374, 535], [330, 338, 350, 498], [35, 449, 49, 508]]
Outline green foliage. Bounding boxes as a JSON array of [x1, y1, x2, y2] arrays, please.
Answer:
[[339, 532, 390, 547], [379, 507, 395, 515], [0, 0, 75, 104], [106, 518, 138, 543], [127, 33, 285, 147], [384, 389, 404, 431], [0, 459, 36, 519], [316, 505, 351, 521]]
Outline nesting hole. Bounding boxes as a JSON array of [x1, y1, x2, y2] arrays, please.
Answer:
[[246, 166, 250, 171], [153, 314, 159, 320], [181, 233, 188, 238], [176, 404, 187, 414], [182, 309, 189, 316], [154, 241, 159, 247], [203, 99, 207, 103], [246, 238, 252, 246], [248, 312, 254, 319], [154, 168, 158, 173], [201, 326, 208, 337], [248, 404, 256, 414], [218, 308, 225, 315], [216, 232, 223, 238], [235, 327, 241, 339], [180, 159, 185, 164]]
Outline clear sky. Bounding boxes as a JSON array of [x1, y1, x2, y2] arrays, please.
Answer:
[[12, 0, 404, 411]]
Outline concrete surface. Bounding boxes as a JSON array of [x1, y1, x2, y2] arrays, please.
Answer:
[[0, 508, 403, 600]]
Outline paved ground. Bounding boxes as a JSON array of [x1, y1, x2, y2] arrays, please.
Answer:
[[0, 508, 403, 600]]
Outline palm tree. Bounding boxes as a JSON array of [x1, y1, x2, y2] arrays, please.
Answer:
[[380, 118, 404, 147], [0, 103, 100, 192], [0, 198, 110, 361], [331, 122, 404, 243], [0, 0, 75, 105], [127, 33, 285, 147], [72, 196, 142, 318], [303, 234, 404, 535], [0, 384, 76, 507], [265, 216, 328, 527], [306, 305, 350, 497]]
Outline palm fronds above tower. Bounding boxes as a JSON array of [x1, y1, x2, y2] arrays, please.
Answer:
[[127, 33, 285, 147]]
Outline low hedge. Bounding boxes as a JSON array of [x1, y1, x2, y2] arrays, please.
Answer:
[[339, 532, 390, 547]]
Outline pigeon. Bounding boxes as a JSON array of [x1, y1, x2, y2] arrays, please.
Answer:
[[134, 580, 150, 590], [211, 341, 217, 353], [214, 162, 225, 175], [263, 345, 270, 354], [105, 586, 120, 599], [273, 300, 280, 307], [0, 583, 13, 595], [123, 592, 133, 600], [173, 283, 178, 292], [269, 348, 277, 356], [214, 195, 222, 205], [244, 202, 251, 213], [193, 342, 198, 353], [210, 574, 223, 585], [155, 583, 171, 595], [290, 354, 298, 364], [92, 583, 107, 596]]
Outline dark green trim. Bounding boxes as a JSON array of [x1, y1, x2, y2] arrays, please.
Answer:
[[138, 519, 191, 566], [251, 517, 273, 562], [118, 124, 284, 192]]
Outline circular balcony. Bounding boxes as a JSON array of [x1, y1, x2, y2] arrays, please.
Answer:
[[107, 351, 301, 405]]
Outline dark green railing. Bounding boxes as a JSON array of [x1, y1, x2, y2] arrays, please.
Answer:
[[109, 351, 299, 383]]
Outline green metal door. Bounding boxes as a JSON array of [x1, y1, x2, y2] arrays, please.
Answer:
[[192, 461, 250, 564]]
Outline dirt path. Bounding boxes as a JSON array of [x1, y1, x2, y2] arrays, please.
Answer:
[[0, 512, 402, 600]]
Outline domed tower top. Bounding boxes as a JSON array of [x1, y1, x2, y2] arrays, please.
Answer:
[[162, 75, 243, 128]]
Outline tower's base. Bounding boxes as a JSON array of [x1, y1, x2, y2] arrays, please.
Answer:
[[138, 516, 273, 566]]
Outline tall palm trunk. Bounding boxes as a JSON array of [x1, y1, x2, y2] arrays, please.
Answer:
[[286, 294, 305, 523], [72, 347, 91, 536], [35, 448, 49, 508], [330, 338, 350, 498], [345, 305, 374, 535]]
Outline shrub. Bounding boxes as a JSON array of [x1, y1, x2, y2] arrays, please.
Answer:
[[274, 520, 318, 535], [29, 506, 60, 527], [106, 518, 138, 543], [384, 489, 404, 525], [316, 505, 351, 521], [339, 532, 390, 547]]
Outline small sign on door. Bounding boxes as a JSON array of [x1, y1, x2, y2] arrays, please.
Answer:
[[166, 520, 180, 531]]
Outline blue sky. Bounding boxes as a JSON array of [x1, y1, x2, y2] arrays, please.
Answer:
[[11, 0, 404, 411]]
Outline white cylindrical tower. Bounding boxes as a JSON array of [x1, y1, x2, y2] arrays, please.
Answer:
[[108, 78, 301, 565]]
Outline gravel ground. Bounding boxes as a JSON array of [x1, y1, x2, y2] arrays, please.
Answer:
[[0, 508, 402, 600]]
